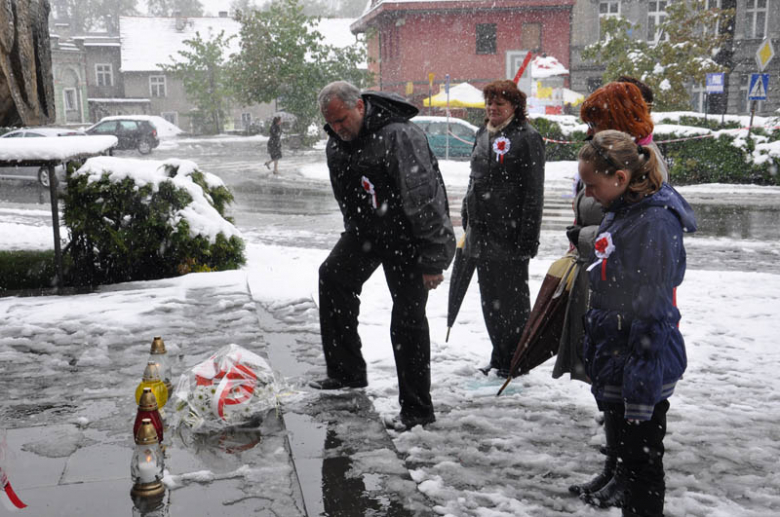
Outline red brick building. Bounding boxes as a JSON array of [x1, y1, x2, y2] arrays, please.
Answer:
[[351, 0, 575, 101]]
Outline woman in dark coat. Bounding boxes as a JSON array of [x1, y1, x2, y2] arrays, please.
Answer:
[[264, 116, 282, 174], [462, 79, 545, 377]]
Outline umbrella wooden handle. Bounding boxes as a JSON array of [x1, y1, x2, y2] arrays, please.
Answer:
[[496, 376, 513, 397]]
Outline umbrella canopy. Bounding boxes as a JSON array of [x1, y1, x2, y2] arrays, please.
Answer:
[[445, 233, 477, 342], [531, 55, 569, 79], [497, 254, 579, 396], [424, 83, 485, 108]]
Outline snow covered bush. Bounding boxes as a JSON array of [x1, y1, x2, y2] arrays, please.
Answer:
[[62, 157, 245, 286]]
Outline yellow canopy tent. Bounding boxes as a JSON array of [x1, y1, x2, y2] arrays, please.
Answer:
[[424, 82, 485, 108]]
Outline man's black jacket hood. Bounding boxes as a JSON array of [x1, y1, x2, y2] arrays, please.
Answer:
[[323, 90, 455, 274]]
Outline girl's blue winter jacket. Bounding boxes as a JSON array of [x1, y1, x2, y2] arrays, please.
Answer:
[[582, 183, 697, 420]]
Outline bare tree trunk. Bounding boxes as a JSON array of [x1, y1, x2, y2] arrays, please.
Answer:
[[0, 0, 54, 127]]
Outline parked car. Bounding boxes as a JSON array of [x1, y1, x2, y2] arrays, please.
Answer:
[[86, 117, 159, 154], [411, 116, 478, 159], [0, 127, 83, 186]]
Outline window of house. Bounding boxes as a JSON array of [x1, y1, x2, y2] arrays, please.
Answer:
[[690, 83, 706, 112], [150, 75, 167, 97], [162, 112, 178, 125], [476, 24, 497, 55], [241, 112, 252, 128], [63, 88, 77, 111], [647, 1, 668, 43], [587, 77, 603, 93], [520, 23, 541, 52], [744, 0, 767, 39], [95, 63, 113, 87], [739, 74, 763, 113], [599, 0, 621, 19], [703, 0, 722, 35]]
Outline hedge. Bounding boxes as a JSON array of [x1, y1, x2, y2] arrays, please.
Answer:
[[62, 158, 245, 286], [532, 117, 780, 186]]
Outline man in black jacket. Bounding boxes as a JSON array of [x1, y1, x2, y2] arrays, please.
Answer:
[[311, 81, 455, 431]]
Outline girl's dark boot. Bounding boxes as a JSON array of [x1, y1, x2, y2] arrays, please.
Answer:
[[582, 410, 626, 508], [568, 451, 615, 496], [569, 410, 619, 496]]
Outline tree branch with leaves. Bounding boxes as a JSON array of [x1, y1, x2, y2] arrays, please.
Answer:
[[583, 0, 734, 111], [160, 30, 235, 134]]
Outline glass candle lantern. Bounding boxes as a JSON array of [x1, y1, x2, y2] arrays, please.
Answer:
[[134, 387, 164, 443], [135, 362, 169, 408], [130, 419, 165, 498], [148, 336, 172, 394]]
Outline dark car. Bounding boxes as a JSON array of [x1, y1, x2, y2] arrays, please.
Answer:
[[86, 117, 160, 154]]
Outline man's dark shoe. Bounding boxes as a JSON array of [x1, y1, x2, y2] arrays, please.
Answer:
[[309, 377, 367, 390], [384, 413, 435, 432]]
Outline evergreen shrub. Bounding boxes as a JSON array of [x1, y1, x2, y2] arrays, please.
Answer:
[[62, 158, 245, 286], [0, 250, 61, 292]]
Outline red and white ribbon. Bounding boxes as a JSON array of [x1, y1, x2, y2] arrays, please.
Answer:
[[493, 136, 511, 164], [360, 176, 378, 209], [587, 232, 614, 281], [1, 467, 26, 511]]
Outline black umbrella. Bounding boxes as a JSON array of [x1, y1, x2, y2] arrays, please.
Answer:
[[445, 233, 477, 342]]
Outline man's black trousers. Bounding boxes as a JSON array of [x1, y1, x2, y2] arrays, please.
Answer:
[[476, 258, 531, 373], [318, 232, 434, 420]]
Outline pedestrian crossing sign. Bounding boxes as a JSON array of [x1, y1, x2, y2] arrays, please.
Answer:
[[748, 73, 769, 101]]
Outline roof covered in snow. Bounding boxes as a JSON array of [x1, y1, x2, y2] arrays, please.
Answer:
[[0, 136, 117, 163], [120, 16, 361, 73]]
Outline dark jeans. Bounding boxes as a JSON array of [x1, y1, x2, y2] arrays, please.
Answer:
[[318, 232, 433, 420], [476, 258, 530, 372], [601, 400, 670, 517]]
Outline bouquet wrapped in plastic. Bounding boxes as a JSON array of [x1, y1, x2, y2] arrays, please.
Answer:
[[170, 344, 284, 432]]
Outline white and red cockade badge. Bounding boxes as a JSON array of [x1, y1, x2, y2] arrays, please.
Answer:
[[360, 176, 378, 209], [493, 136, 511, 164], [587, 232, 615, 281]]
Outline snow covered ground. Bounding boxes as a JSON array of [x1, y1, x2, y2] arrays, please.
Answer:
[[1, 159, 779, 516]]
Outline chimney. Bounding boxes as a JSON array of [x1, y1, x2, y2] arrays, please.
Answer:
[[174, 10, 185, 31], [219, 11, 228, 18]]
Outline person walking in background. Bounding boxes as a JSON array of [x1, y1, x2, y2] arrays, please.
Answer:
[[572, 129, 695, 517], [462, 79, 545, 378], [310, 81, 456, 432], [566, 79, 666, 509], [264, 116, 282, 174]]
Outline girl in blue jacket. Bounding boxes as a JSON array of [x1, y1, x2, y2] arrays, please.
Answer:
[[575, 130, 697, 517]]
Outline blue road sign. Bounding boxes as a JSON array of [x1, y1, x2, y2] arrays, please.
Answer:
[[706, 73, 725, 93], [748, 73, 769, 101], [445, 74, 450, 95]]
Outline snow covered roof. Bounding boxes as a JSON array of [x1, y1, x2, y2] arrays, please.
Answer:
[[120, 16, 361, 73], [90, 115, 183, 138], [0, 136, 117, 163], [120, 16, 242, 72]]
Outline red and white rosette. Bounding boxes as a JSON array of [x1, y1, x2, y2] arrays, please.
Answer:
[[1, 467, 26, 512], [360, 176, 378, 209], [492, 136, 511, 164], [587, 232, 615, 281]]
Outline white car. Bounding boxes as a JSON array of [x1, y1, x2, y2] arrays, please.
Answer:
[[0, 127, 83, 186]]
